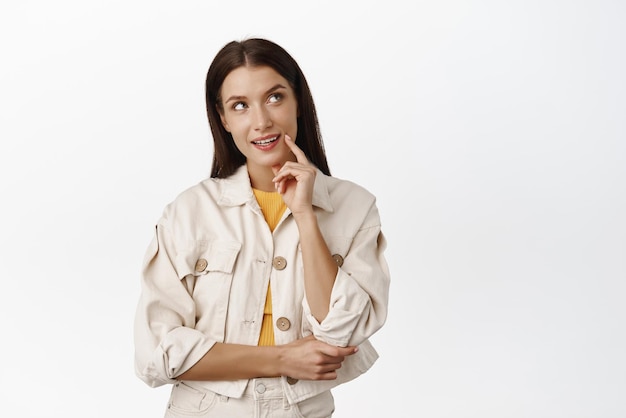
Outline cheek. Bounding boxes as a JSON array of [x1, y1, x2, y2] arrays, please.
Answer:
[[225, 122, 245, 146], [279, 107, 299, 128], [225, 116, 248, 136]]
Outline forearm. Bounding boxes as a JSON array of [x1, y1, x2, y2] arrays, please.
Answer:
[[177, 336, 356, 382], [178, 342, 283, 381], [294, 211, 338, 323]]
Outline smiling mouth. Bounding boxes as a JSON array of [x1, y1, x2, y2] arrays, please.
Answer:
[[252, 135, 279, 145]]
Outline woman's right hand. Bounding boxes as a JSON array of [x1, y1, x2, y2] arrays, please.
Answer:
[[278, 335, 358, 381]]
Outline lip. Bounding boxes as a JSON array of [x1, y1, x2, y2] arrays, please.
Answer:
[[251, 133, 281, 151], [252, 133, 280, 143]]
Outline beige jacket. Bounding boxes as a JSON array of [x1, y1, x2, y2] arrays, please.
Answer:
[[134, 165, 390, 404]]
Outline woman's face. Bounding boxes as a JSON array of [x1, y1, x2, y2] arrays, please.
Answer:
[[218, 65, 298, 178]]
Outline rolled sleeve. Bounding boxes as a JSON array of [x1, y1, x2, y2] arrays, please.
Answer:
[[134, 221, 216, 387], [304, 204, 390, 347], [135, 327, 216, 387], [304, 268, 370, 346]]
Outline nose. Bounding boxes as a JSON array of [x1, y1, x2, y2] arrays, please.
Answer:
[[253, 106, 272, 130]]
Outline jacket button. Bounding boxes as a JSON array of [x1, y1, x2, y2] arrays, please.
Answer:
[[272, 256, 287, 270], [286, 376, 299, 385], [331, 254, 344, 267], [195, 258, 208, 272], [276, 317, 291, 331]]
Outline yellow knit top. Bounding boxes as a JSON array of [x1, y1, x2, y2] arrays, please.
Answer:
[[252, 188, 287, 346]]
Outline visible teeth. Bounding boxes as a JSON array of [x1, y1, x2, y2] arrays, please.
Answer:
[[254, 136, 278, 145]]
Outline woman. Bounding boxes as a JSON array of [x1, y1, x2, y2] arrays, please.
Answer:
[[134, 38, 390, 418]]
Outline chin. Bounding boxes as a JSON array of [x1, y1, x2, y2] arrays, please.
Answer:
[[265, 154, 291, 167]]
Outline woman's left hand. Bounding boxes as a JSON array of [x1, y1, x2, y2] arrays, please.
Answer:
[[272, 134, 316, 216]]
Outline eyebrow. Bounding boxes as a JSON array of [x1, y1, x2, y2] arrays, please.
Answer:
[[224, 83, 288, 104]]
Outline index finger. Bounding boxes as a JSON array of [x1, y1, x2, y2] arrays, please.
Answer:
[[284, 134, 309, 164]]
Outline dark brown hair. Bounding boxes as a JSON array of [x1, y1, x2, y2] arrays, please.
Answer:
[[205, 38, 330, 178]]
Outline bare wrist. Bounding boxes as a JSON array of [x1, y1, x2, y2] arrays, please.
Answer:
[[292, 210, 317, 228], [273, 344, 288, 377]]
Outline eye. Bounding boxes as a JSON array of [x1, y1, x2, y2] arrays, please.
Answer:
[[268, 93, 282, 104], [233, 101, 247, 111]]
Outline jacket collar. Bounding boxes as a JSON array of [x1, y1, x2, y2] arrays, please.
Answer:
[[217, 164, 334, 213]]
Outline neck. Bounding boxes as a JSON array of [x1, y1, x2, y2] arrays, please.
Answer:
[[247, 164, 277, 192]]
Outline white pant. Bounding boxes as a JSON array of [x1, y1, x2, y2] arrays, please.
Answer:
[[164, 378, 335, 418]]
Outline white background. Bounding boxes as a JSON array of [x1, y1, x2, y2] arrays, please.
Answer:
[[1, 1, 624, 417]]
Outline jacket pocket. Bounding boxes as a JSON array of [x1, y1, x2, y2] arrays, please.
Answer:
[[174, 240, 241, 293], [175, 240, 241, 341], [175, 240, 240, 276]]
